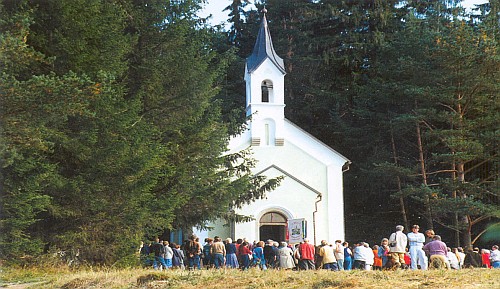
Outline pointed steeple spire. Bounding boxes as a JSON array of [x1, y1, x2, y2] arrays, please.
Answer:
[[246, 9, 285, 74]]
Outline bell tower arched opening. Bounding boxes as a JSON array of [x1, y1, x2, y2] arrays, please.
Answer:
[[261, 80, 273, 103]]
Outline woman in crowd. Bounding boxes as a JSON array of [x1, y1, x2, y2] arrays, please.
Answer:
[[455, 247, 466, 269], [373, 245, 382, 270], [447, 247, 460, 269], [163, 240, 173, 269], [253, 241, 267, 270], [343, 241, 353, 270], [481, 249, 491, 268], [278, 242, 295, 270], [171, 243, 184, 269], [225, 238, 239, 269], [238, 241, 252, 270], [378, 238, 390, 268]]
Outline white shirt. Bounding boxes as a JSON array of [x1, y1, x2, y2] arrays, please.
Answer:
[[490, 249, 500, 262], [363, 246, 375, 265], [407, 232, 425, 247], [447, 252, 459, 269], [457, 252, 466, 266]]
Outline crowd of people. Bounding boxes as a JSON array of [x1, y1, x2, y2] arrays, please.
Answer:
[[139, 225, 500, 271]]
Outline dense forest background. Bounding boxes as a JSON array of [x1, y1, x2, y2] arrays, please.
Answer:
[[1, 0, 498, 265]]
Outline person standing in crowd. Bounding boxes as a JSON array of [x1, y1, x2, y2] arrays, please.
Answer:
[[343, 242, 353, 270], [293, 243, 301, 270], [253, 241, 267, 270], [424, 229, 435, 244], [150, 238, 167, 270], [378, 238, 390, 268], [263, 240, 277, 269], [363, 242, 375, 270], [334, 240, 344, 270], [185, 234, 201, 270], [235, 239, 243, 267], [463, 247, 482, 268], [163, 240, 173, 269], [171, 243, 185, 269], [319, 240, 337, 270], [447, 247, 460, 269], [298, 238, 316, 270], [423, 235, 450, 269], [238, 241, 252, 270], [389, 225, 408, 269], [225, 238, 239, 269], [481, 249, 491, 268], [490, 245, 500, 268], [456, 247, 466, 269], [140, 241, 152, 267], [353, 242, 366, 269], [273, 242, 281, 267], [278, 242, 295, 270], [210, 236, 226, 269], [407, 224, 427, 270], [203, 238, 213, 269], [372, 245, 382, 270]]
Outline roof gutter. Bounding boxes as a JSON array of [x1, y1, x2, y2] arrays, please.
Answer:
[[313, 193, 323, 246]]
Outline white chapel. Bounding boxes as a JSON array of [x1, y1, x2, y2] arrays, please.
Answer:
[[195, 10, 350, 245]]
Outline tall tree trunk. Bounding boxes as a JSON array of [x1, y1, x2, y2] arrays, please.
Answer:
[[457, 162, 472, 249], [416, 121, 433, 229], [451, 159, 460, 247], [456, 99, 472, 249], [390, 124, 409, 230]]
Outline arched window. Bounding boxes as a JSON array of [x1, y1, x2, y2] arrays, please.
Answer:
[[261, 80, 273, 103], [260, 212, 287, 224]]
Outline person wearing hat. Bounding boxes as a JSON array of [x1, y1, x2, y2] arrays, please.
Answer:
[[407, 224, 427, 270], [388, 225, 408, 269]]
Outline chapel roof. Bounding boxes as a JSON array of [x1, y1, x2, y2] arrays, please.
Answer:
[[246, 10, 286, 74]]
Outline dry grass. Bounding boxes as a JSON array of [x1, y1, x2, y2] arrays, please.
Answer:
[[1, 267, 499, 289]]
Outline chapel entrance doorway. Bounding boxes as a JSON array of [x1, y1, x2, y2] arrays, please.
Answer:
[[259, 211, 287, 242]]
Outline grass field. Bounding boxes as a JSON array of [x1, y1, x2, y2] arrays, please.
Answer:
[[1, 267, 499, 289]]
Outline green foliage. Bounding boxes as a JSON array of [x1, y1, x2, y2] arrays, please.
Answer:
[[1, 0, 498, 265], [1, 0, 281, 265]]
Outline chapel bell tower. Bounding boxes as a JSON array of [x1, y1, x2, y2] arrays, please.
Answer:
[[244, 9, 286, 147]]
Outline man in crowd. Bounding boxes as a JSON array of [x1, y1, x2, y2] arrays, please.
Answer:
[[150, 237, 167, 270], [263, 239, 277, 268], [407, 224, 427, 270], [319, 240, 337, 270], [423, 235, 450, 269], [210, 236, 226, 269], [490, 245, 500, 269], [334, 240, 345, 270], [298, 238, 315, 270], [389, 225, 408, 269], [185, 234, 201, 270]]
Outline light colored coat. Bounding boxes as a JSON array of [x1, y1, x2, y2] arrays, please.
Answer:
[[389, 231, 408, 253], [278, 247, 295, 269], [320, 245, 337, 264]]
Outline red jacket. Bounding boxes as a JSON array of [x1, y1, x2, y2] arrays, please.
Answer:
[[299, 243, 315, 260], [239, 245, 252, 256]]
